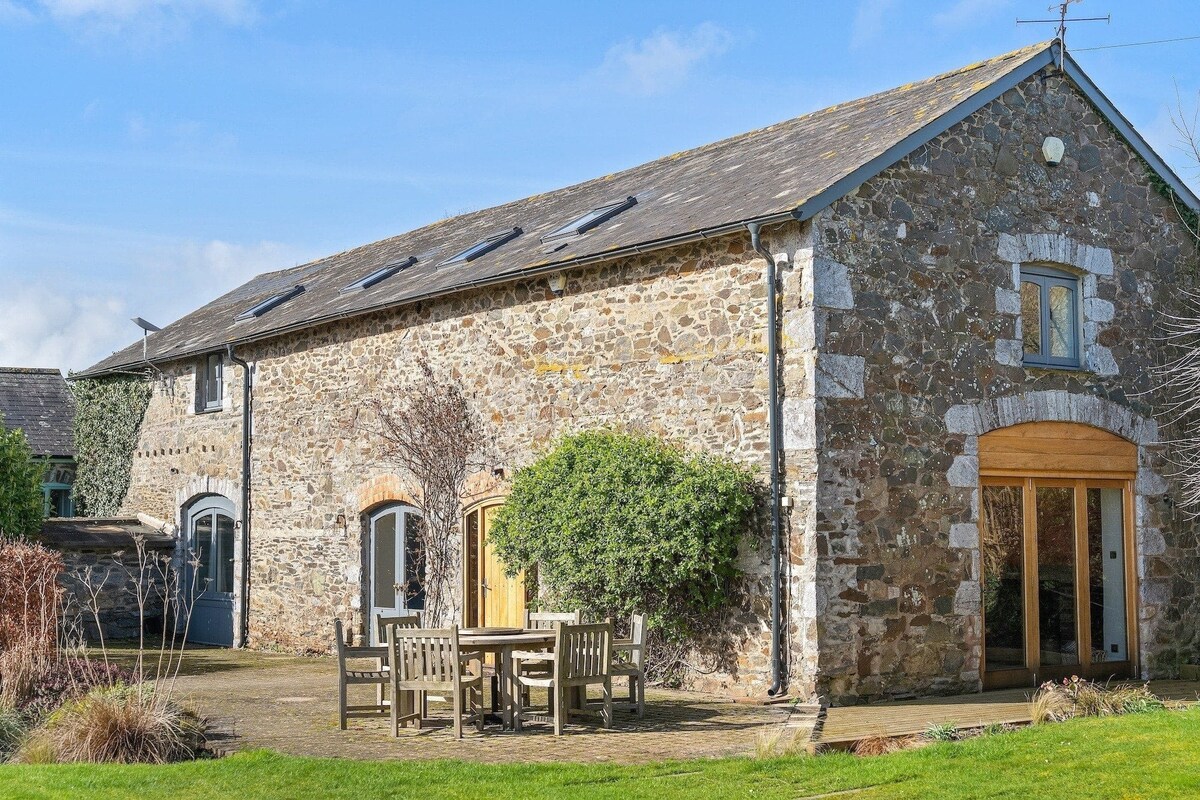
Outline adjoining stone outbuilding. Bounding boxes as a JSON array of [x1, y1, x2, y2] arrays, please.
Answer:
[[76, 41, 1200, 703]]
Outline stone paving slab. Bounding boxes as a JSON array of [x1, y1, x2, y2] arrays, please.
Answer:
[[167, 647, 804, 764]]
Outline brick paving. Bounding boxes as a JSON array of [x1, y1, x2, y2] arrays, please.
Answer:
[[169, 647, 804, 763]]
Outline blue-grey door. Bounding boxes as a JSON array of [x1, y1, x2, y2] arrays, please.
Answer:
[[185, 497, 236, 646], [367, 505, 425, 644]]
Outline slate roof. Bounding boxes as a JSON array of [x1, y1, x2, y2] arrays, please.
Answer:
[[39, 517, 175, 551], [0, 368, 75, 458], [78, 41, 1198, 378]]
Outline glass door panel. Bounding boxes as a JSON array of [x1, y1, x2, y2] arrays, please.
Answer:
[[982, 485, 1026, 671], [371, 512, 397, 614], [1086, 488, 1128, 663], [1035, 486, 1079, 667]]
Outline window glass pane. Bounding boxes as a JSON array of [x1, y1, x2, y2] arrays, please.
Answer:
[[983, 485, 1026, 670], [1087, 488, 1127, 662], [1048, 283, 1074, 358], [194, 513, 214, 592], [205, 356, 222, 406], [403, 513, 426, 611], [1037, 487, 1079, 666], [372, 512, 397, 611], [465, 511, 479, 626], [216, 514, 236, 594], [1021, 281, 1042, 355]]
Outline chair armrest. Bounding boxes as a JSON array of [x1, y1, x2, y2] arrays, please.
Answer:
[[344, 646, 388, 658], [613, 641, 644, 652], [510, 650, 553, 661]]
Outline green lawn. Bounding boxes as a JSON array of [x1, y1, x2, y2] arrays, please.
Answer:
[[4, 709, 1200, 799]]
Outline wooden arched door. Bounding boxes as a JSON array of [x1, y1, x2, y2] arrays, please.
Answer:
[[979, 422, 1139, 689], [463, 503, 527, 629]]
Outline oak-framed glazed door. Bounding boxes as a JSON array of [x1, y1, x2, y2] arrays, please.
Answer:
[[981, 476, 1137, 689]]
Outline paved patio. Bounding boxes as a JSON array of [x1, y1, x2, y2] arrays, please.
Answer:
[[155, 647, 1200, 761], [166, 646, 808, 763]]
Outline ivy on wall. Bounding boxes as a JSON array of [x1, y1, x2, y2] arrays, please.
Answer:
[[69, 375, 152, 517], [0, 415, 46, 537]]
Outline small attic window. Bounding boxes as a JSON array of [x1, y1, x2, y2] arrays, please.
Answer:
[[440, 227, 522, 266], [235, 285, 305, 321], [342, 257, 417, 293], [541, 196, 637, 243]]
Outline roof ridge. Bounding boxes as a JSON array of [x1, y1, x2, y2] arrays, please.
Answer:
[[224, 41, 1057, 292], [0, 367, 64, 374]]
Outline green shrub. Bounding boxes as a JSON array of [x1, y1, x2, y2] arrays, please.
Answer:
[[924, 722, 959, 742], [0, 418, 44, 538], [69, 376, 152, 517], [488, 430, 758, 652], [0, 705, 26, 759]]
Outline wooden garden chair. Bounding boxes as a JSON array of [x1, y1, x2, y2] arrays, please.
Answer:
[[611, 612, 647, 718], [334, 618, 389, 730], [519, 609, 582, 707], [386, 625, 484, 739], [513, 620, 613, 736], [375, 611, 423, 713]]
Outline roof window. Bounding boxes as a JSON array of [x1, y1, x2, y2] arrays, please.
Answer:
[[235, 285, 305, 321], [541, 196, 637, 243], [341, 257, 417, 293], [440, 227, 522, 266]]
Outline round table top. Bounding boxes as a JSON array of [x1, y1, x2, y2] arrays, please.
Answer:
[[459, 626, 522, 636], [460, 630, 556, 647]]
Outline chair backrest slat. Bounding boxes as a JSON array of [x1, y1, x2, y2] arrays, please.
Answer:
[[554, 619, 612, 681], [525, 609, 582, 630], [386, 625, 462, 685]]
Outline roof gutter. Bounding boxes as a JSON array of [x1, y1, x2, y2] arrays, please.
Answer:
[[226, 345, 253, 648], [748, 221, 786, 698]]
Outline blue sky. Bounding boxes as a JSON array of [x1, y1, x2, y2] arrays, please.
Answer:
[[1, 0, 1197, 371]]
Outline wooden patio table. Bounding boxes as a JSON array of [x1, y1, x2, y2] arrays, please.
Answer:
[[459, 627, 555, 730]]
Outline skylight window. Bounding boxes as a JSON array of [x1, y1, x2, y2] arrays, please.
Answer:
[[440, 227, 522, 266], [341, 257, 417, 293], [541, 196, 637, 243], [235, 285, 305, 321]]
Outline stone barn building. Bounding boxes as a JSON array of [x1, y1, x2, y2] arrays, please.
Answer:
[[77, 41, 1200, 703]]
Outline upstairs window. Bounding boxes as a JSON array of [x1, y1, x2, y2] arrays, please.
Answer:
[[342, 256, 417, 293], [541, 196, 638, 242], [1020, 266, 1079, 368], [235, 285, 305, 321], [440, 227, 522, 267], [198, 352, 223, 412]]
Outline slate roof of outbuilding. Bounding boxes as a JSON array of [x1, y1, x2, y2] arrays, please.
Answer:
[[78, 41, 1198, 378], [39, 517, 175, 550], [0, 367, 75, 458]]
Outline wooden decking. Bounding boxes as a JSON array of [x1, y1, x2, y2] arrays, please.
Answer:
[[811, 680, 1200, 750]]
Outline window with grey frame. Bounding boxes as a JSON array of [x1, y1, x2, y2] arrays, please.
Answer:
[[1020, 266, 1080, 368], [198, 352, 224, 412]]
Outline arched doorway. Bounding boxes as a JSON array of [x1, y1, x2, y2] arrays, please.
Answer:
[[463, 502, 527, 629], [979, 422, 1139, 689], [184, 495, 236, 646], [366, 504, 425, 644]]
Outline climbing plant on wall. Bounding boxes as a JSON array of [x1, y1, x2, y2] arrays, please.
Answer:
[[70, 375, 152, 517], [0, 416, 46, 537]]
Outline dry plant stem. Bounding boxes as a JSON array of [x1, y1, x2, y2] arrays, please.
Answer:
[[356, 359, 488, 625]]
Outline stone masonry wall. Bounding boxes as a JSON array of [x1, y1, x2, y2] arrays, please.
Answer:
[[805, 69, 1200, 703], [123, 231, 804, 696]]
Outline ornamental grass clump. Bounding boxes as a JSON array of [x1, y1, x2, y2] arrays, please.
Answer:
[[16, 683, 205, 764], [1031, 676, 1165, 724], [488, 430, 759, 681]]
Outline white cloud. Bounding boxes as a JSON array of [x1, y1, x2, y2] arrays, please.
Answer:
[[1, 0, 257, 39], [0, 207, 315, 371], [598, 23, 734, 95], [851, 0, 897, 50], [932, 0, 1011, 31]]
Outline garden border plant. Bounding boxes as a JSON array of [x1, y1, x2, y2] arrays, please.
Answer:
[[488, 429, 760, 683]]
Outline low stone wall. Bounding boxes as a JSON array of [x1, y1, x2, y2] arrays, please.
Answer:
[[41, 518, 177, 643]]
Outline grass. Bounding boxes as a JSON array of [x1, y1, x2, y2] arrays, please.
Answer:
[[3, 708, 1200, 799]]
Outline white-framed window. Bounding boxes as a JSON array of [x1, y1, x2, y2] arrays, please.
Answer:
[[197, 353, 224, 412], [1020, 266, 1080, 368]]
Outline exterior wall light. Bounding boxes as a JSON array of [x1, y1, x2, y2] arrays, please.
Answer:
[[1042, 136, 1065, 167], [547, 273, 566, 296]]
